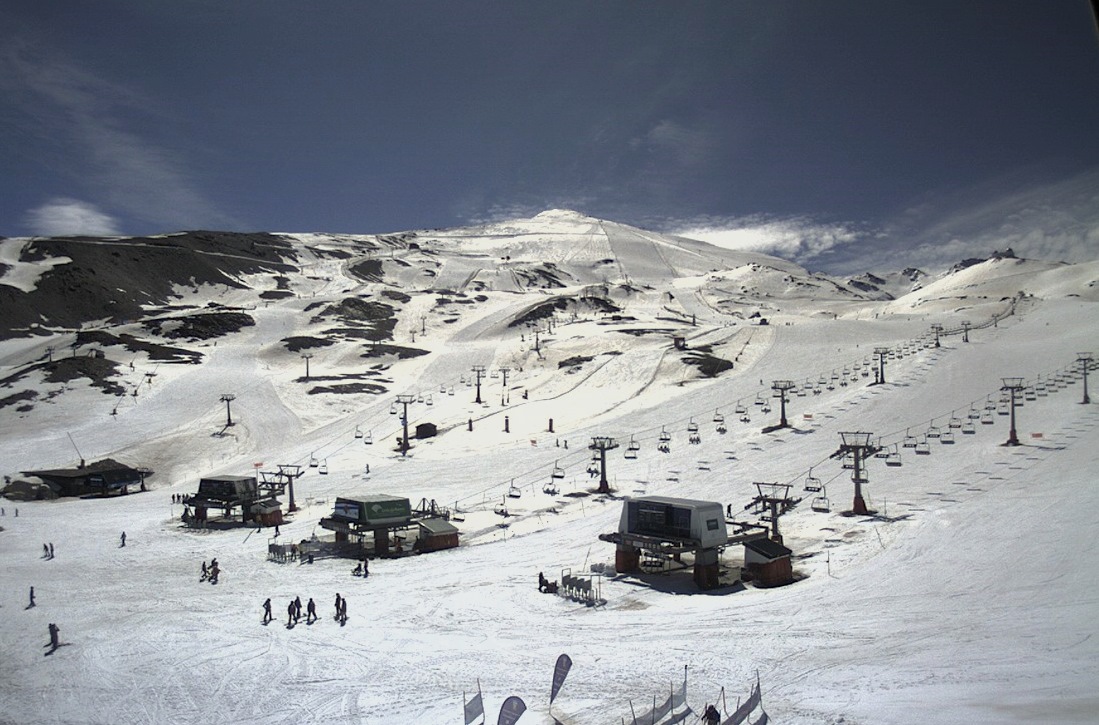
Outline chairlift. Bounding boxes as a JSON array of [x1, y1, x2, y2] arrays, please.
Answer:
[[713, 410, 724, 424], [915, 440, 931, 455], [354, 426, 363, 439], [998, 404, 1010, 416], [494, 497, 509, 517], [687, 418, 699, 433], [940, 430, 955, 444], [440, 384, 447, 393], [490, 369, 499, 379], [426, 394, 433, 406], [948, 415, 962, 429], [886, 446, 903, 467], [364, 430, 373, 445], [739, 414, 751, 424], [319, 459, 329, 475], [861, 369, 870, 378], [811, 489, 831, 513], [551, 461, 565, 480], [980, 411, 994, 425], [968, 407, 981, 420], [874, 444, 889, 459], [761, 404, 772, 413], [389, 403, 398, 415], [659, 427, 671, 443], [735, 403, 747, 415], [507, 481, 522, 498], [926, 425, 941, 439], [804, 468, 822, 492], [689, 433, 701, 445], [416, 393, 424, 403], [830, 370, 839, 380], [717, 422, 728, 434], [448, 387, 455, 396], [902, 429, 917, 448], [826, 383, 835, 391], [754, 395, 765, 406], [961, 421, 976, 435], [543, 482, 559, 495], [309, 455, 319, 468]]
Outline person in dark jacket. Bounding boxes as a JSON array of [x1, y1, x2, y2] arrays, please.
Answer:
[[262, 598, 272, 624], [294, 596, 302, 623], [287, 600, 296, 627], [306, 598, 317, 624]]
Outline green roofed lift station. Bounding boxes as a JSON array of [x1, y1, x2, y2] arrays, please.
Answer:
[[319, 494, 459, 558], [600, 496, 769, 590]]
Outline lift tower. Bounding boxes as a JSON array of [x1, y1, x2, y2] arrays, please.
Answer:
[[395, 394, 416, 456], [770, 380, 796, 429], [1078, 353, 1093, 405], [471, 365, 487, 404], [1001, 377, 1025, 446], [589, 436, 619, 494], [873, 347, 889, 385], [832, 431, 880, 516]]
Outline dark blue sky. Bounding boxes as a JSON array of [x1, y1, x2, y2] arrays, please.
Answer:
[[2, 1, 1098, 271]]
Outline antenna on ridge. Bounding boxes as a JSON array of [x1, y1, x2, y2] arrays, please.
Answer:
[[67, 432, 85, 469]]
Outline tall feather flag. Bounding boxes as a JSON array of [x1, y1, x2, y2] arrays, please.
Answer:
[[464, 681, 484, 725], [550, 654, 573, 704], [497, 695, 527, 725]]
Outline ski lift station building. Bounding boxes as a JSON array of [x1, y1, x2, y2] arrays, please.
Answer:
[[603, 496, 764, 590], [319, 494, 459, 557], [186, 475, 283, 527]]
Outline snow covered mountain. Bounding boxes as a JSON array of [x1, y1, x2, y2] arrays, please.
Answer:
[[1, 210, 1097, 724]]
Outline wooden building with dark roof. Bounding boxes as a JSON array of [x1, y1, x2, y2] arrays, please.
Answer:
[[22, 458, 149, 498]]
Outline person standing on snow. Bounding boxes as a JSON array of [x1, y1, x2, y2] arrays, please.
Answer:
[[294, 596, 302, 623], [306, 598, 317, 624], [287, 600, 296, 627], [262, 598, 272, 624], [120, 532, 126, 547], [334, 593, 342, 620]]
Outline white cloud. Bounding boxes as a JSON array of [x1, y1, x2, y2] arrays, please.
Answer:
[[25, 198, 121, 237], [669, 215, 868, 267], [2, 41, 235, 232]]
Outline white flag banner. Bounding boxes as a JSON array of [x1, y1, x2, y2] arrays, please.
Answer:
[[464, 688, 484, 724]]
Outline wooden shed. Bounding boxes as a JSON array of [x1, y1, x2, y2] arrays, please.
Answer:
[[743, 538, 793, 587], [250, 500, 284, 527], [415, 517, 460, 552]]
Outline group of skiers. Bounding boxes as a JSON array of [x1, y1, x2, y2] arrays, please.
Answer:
[[200, 558, 220, 584], [0, 506, 18, 516], [41, 542, 55, 559], [262, 594, 345, 626], [170, 494, 187, 504]]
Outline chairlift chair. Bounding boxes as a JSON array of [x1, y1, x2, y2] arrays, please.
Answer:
[[354, 426, 363, 439], [713, 410, 724, 424], [961, 421, 976, 435], [658, 427, 671, 443], [687, 418, 699, 433], [426, 394, 433, 406], [948, 415, 962, 429], [804, 468, 822, 492], [319, 460, 329, 475], [761, 404, 772, 413], [735, 403, 747, 415], [915, 440, 931, 455], [494, 497, 509, 517], [940, 430, 955, 444], [551, 461, 565, 479], [980, 411, 994, 425], [717, 422, 728, 434], [886, 446, 903, 467], [968, 407, 981, 419], [440, 384, 447, 393], [416, 393, 424, 403], [448, 387, 455, 396], [389, 403, 398, 415], [543, 482, 559, 495], [926, 425, 941, 439], [309, 455, 319, 468], [507, 481, 522, 499], [902, 429, 917, 448], [364, 430, 373, 445], [811, 489, 831, 513]]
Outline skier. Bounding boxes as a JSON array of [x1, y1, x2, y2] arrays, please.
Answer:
[[48, 543, 54, 558], [287, 599, 296, 627], [43, 543, 49, 558], [703, 704, 720, 725], [362, 559, 368, 577], [538, 572, 547, 593], [339, 597, 347, 624], [200, 561, 208, 581], [209, 563, 220, 584], [120, 532, 126, 547], [294, 596, 302, 623], [48, 623, 59, 649], [334, 593, 342, 620], [262, 598, 272, 624], [29, 586, 35, 608], [306, 598, 317, 624]]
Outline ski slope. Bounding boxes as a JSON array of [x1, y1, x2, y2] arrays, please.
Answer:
[[1, 214, 1097, 724]]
